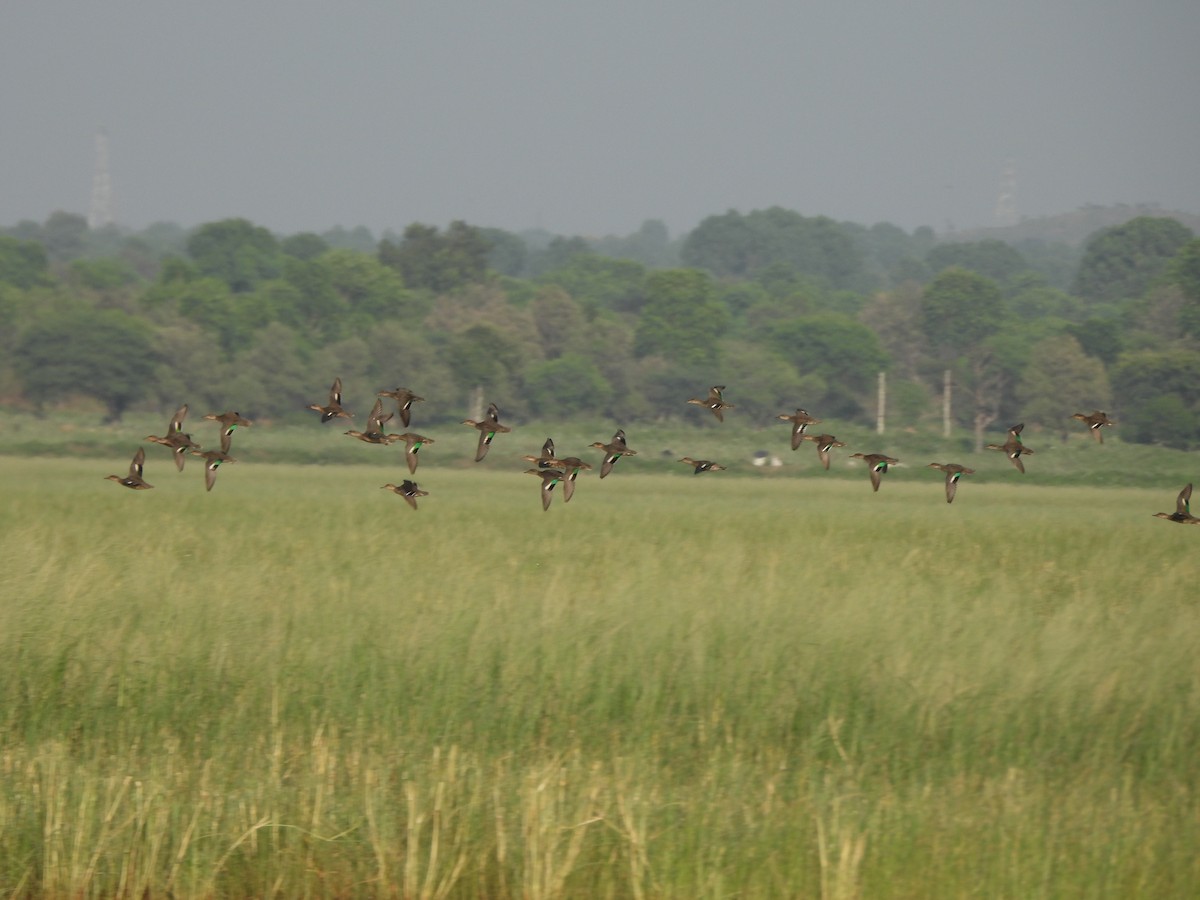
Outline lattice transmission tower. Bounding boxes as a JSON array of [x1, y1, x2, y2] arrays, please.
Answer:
[[993, 158, 1017, 227], [88, 128, 115, 229]]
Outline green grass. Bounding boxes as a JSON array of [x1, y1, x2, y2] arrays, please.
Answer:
[[1, 445, 1198, 897]]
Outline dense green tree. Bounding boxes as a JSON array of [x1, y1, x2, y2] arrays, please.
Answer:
[[1072, 216, 1193, 304], [539, 255, 648, 314], [280, 232, 330, 261], [187, 218, 282, 291], [1016, 335, 1110, 436], [1008, 285, 1082, 321], [14, 308, 157, 419], [378, 221, 489, 293], [524, 236, 592, 278], [40, 211, 89, 261], [590, 219, 677, 267], [926, 239, 1029, 286], [764, 313, 887, 417], [530, 288, 586, 359], [634, 269, 729, 367], [1110, 348, 1200, 448], [1164, 238, 1200, 338], [0, 235, 50, 288], [681, 207, 864, 288], [445, 323, 524, 400], [317, 249, 413, 321], [479, 227, 529, 277], [523, 354, 613, 418], [919, 267, 1006, 359]]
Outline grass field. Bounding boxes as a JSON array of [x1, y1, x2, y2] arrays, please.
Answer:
[[1, 430, 1198, 897]]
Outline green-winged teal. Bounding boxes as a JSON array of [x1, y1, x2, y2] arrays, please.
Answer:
[[986, 423, 1034, 473], [377, 387, 424, 428], [191, 449, 236, 492], [381, 480, 428, 510], [344, 399, 400, 444], [106, 447, 153, 490], [554, 456, 592, 502], [308, 377, 353, 423], [687, 385, 734, 422], [395, 433, 435, 474], [461, 402, 511, 462], [777, 408, 823, 450], [145, 403, 199, 471], [525, 467, 565, 511], [850, 452, 898, 492], [522, 437, 561, 469], [1071, 410, 1115, 443], [1153, 483, 1199, 524], [204, 410, 251, 454], [927, 462, 975, 504], [679, 457, 726, 474], [800, 433, 846, 470], [590, 429, 637, 478]]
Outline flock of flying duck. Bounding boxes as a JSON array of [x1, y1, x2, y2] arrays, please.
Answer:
[[105, 382, 1195, 523]]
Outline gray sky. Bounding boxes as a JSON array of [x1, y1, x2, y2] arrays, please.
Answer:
[[3, 1, 1198, 239]]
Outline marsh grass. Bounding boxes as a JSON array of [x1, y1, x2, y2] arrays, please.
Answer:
[[1, 454, 1198, 897]]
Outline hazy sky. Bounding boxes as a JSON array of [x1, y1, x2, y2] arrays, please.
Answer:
[[3, 1, 1198, 239]]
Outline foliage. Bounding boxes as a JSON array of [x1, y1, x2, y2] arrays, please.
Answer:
[[681, 207, 864, 288], [0, 235, 51, 288], [1110, 348, 1200, 448], [12, 307, 157, 419], [919, 267, 1006, 359], [1016, 336, 1110, 433], [186, 218, 283, 291], [523, 354, 613, 418], [379, 221, 490, 293], [926, 239, 1030, 286], [633, 269, 729, 367], [1165, 238, 1200, 338], [1072, 216, 1194, 304]]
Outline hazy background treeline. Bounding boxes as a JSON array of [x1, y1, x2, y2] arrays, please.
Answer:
[[2, 204, 1199, 448]]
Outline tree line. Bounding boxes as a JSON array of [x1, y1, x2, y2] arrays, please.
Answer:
[[2, 207, 1198, 448]]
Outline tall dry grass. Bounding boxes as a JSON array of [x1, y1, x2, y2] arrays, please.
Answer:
[[1, 455, 1197, 897]]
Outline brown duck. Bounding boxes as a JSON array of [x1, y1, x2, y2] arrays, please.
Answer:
[[777, 408, 823, 450], [377, 387, 424, 428], [927, 462, 975, 504], [986, 423, 1034, 473], [590, 429, 637, 478], [687, 385, 734, 422], [1071, 410, 1115, 443], [1153, 483, 1199, 524], [800, 433, 846, 470], [145, 403, 199, 471], [307, 377, 353, 423], [461, 402, 511, 462], [105, 447, 153, 490], [381, 480, 428, 510], [849, 453, 898, 492]]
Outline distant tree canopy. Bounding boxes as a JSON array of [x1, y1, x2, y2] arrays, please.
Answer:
[[378, 221, 489, 293], [13, 307, 157, 419], [925, 239, 1030, 287], [1073, 216, 1194, 304], [6, 204, 1200, 446], [919, 267, 1006, 360], [681, 207, 864, 288], [634, 269, 729, 367], [0, 235, 50, 288], [187, 218, 283, 291]]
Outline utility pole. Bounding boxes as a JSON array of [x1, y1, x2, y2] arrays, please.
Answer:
[[876, 371, 886, 435], [942, 369, 952, 438], [88, 129, 114, 229]]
